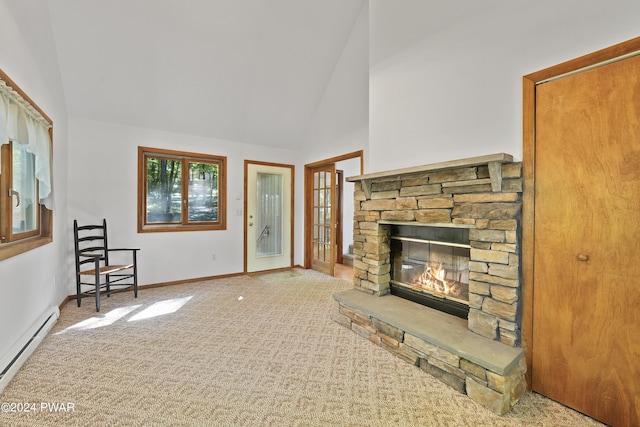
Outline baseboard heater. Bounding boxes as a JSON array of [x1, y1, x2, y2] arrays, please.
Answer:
[[0, 306, 59, 393]]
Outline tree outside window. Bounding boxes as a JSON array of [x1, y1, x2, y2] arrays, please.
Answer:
[[138, 147, 226, 232]]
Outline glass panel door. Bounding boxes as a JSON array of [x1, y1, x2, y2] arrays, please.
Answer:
[[245, 162, 293, 272], [310, 164, 335, 275]]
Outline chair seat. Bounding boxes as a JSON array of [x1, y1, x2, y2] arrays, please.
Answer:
[[78, 264, 134, 276]]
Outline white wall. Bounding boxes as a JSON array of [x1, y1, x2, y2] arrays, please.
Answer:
[[369, 0, 640, 172], [300, 2, 369, 165], [0, 0, 69, 365], [66, 117, 299, 286], [298, 3, 368, 261]]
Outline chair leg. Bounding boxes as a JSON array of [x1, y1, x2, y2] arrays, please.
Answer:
[[95, 270, 101, 312], [76, 279, 82, 307], [133, 256, 138, 298]]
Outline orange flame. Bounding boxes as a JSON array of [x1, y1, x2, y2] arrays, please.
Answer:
[[413, 262, 462, 297]]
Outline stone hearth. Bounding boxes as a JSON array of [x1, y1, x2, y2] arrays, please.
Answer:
[[332, 153, 526, 414]]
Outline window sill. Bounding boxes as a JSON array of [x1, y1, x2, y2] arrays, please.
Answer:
[[0, 235, 53, 262], [138, 224, 226, 233]]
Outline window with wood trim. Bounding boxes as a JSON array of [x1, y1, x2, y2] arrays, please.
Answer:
[[138, 146, 226, 232], [0, 69, 53, 261]]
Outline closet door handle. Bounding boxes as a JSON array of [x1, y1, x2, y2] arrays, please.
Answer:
[[577, 254, 589, 262]]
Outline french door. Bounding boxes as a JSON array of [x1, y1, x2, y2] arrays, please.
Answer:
[[308, 164, 336, 276], [304, 151, 363, 277]]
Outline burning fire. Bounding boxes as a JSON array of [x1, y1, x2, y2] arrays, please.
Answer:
[[412, 262, 462, 298]]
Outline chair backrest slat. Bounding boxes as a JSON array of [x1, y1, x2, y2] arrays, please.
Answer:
[[76, 224, 104, 231], [79, 246, 105, 253], [77, 236, 105, 243], [74, 219, 110, 273]]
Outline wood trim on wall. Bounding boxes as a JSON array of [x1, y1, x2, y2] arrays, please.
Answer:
[[0, 68, 53, 125], [304, 150, 364, 169], [335, 170, 344, 265], [521, 35, 640, 390]]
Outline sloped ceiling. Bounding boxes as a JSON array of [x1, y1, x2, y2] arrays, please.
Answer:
[[47, 0, 365, 149], [369, 0, 506, 65]]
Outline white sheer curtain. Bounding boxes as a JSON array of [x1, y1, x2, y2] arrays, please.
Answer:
[[0, 79, 53, 210]]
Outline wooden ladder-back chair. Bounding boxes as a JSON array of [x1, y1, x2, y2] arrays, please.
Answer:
[[73, 219, 140, 311]]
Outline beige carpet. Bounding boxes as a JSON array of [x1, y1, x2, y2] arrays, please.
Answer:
[[0, 269, 603, 427]]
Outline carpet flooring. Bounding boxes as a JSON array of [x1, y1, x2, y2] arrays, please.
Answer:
[[0, 269, 604, 426]]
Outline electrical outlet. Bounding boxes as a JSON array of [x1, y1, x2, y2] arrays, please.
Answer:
[[211, 253, 217, 261]]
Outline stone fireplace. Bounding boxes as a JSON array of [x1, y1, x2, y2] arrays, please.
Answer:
[[332, 153, 526, 415]]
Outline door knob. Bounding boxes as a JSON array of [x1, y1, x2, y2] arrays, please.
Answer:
[[577, 254, 589, 261]]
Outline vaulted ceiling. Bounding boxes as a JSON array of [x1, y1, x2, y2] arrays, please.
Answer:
[[47, 0, 365, 149]]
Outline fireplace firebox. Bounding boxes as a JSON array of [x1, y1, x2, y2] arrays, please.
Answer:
[[390, 224, 470, 319]]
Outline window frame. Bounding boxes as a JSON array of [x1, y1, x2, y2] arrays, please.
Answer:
[[137, 146, 227, 233], [3, 141, 41, 241], [0, 69, 53, 262]]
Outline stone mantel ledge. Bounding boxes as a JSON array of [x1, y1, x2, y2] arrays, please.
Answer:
[[346, 153, 514, 196]]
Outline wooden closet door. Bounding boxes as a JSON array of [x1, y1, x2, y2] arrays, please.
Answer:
[[532, 54, 640, 426]]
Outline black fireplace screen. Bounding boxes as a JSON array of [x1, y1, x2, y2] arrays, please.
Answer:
[[390, 225, 470, 319]]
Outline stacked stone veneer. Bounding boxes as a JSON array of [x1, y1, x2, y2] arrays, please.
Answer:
[[351, 162, 523, 345], [333, 160, 526, 414], [333, 296, 527, 415]]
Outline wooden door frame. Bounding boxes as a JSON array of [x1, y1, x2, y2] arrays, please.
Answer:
[[521, 36, 640, 389], [304, 150, 364, 270], [243, 160, 295, 273], [335, 170, 344, 265]]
